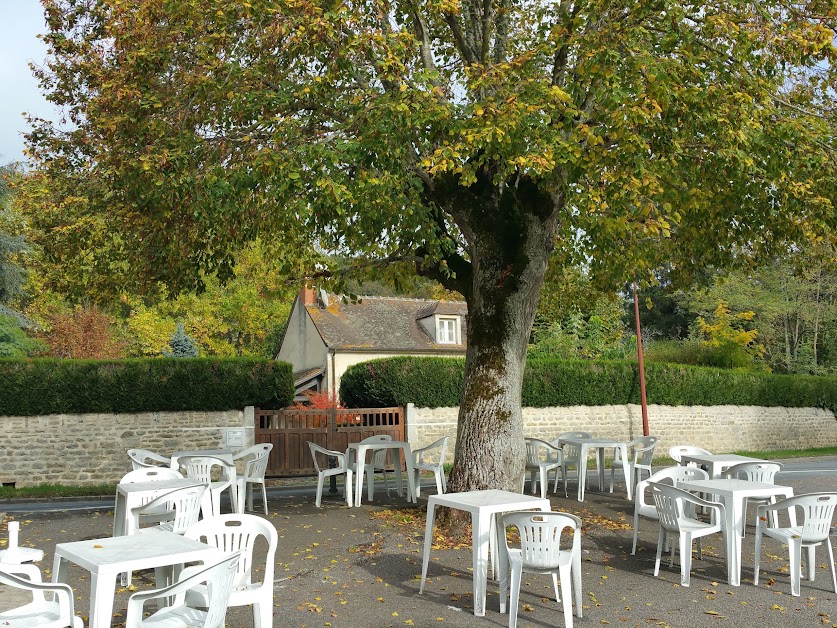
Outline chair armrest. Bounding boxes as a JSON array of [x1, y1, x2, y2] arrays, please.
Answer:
[[680, 493, 726, 519]]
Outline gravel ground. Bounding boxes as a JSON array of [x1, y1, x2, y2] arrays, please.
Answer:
[[1, 459, 836, 628]]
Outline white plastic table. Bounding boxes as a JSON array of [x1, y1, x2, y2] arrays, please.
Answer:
[[679, 453, 768, 478], [419, 490, 550, 617], [677, 478, 795, 586], [347, 441, 417, 507], [112, 478, 202, 537], [52, 529, 222, 628], [558, 437, 632, 501]]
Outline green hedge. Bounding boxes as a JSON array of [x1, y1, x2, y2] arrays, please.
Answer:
[[340, 356, 837, 413], [0, 358, 294, 416]]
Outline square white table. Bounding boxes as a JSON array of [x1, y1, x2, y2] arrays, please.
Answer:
[[112, 478, 202, 537], [419, 490, 550, 617], [558, 437, 632, 501], [679, 453, 768, 479], [52, 529, 222, 628], [677, 478, 795, 586], [347, 441, 417, 507]]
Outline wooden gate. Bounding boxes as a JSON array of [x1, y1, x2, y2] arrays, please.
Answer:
[[254, 407, 404, 476]]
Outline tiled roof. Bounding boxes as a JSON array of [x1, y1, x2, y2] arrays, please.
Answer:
[[306, 296, 467, 352]]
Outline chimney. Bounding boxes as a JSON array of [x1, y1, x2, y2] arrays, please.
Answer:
[[300, 285, 317, 306]]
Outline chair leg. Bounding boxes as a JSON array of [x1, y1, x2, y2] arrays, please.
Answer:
[[345, 470, 353, 507], [559, 563, 574, 628], [654, 528, 665, 576], [826, 538, 837, 593], [680, 533, 692, 587], [631, 511, 640, 555], [260, 482, 268, 515], [789, 539, 802, 596], [434, 469, 444, 495], [315, 475, 325, 508], [753, 525, 763, 585], [508, 561, 522, 628], [253, 601, 272, 628]]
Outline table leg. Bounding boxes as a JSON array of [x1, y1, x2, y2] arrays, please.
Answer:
[[596, 448, 606, 492], [727, 496, 743, 586], [578, 445, 588, 502], [354, 446, 368, 507], [619, 446, 633, 500], [402, 445, 417, 503], [419, 502, 438, 593], [472, 511, 491, 616], [87, 571, 116, 628], [393, 449, 404, 497], [112, 492, 127, 536]]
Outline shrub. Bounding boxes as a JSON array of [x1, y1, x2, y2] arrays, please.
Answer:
[[340, 356, 837, 413], [0, 357, 294, 416]]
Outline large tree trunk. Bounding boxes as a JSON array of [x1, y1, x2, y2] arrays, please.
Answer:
[[442, 173, 558, 499]]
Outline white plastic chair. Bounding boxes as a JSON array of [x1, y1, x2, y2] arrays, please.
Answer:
[[131, 484, 206, 534], [649, 481, 725, 587], [721, 461, 783, 534], [501, 511, 583, 628], [523, 438, 564, 499], [120, 467, 184, 527], [0, 563, 84, 628], [348, 435, 395, 501], [184, 514, 278, 628], [609, 435, 659, 493], [180, 455, 237, 517], [551, 432, 597, 497], [127, 448, 171, 470], [410, 437, 448, 498], [668, 445, 711, 464], [308, 442, 353, 507], [125, 552, 240, 628], [754, 492, 837, 597], [233, 443, 273, 515], [631, 465, 709, 554]]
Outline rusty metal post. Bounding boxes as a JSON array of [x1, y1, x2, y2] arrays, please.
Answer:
[[633, 281, 650, 436]]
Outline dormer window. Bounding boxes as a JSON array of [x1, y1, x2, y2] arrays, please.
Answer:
[[437, 316, 460, 344]]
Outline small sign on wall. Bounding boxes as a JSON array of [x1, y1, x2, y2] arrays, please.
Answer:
[[226, 429, 244, 447]]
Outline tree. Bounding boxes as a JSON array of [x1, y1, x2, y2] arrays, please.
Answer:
[[0, 164, 30, 306], [164, 322, 199, 357], [42, 305, 125, 359], [25, 0, 837, 495]]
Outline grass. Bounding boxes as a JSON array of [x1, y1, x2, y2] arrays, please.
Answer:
[[1, 446, 834, 500]]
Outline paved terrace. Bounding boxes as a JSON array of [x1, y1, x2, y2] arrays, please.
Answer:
[[1, 458, 835, 628]]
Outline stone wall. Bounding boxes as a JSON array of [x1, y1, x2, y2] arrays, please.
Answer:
[[0, 408, 255, 487], [405, 403, 837, 463]]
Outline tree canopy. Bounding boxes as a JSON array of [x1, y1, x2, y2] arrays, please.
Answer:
[[23, 0, 837, 492]]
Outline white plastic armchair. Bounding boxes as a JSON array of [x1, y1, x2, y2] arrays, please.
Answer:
[[610, 435, 659, 494], [649, 482, 725, 587], [501, 511, 583, 628], [131, 484, 206, 535], [127, 448, 171, 470], [120, 467, 184, 528], [0, 563, 84, 628], [308, 442, 353, 507], [348, 435, 395, 501], [411, 437, 448, 498], [754, 492, 837, 597], [668, 445, 711, 465], [233, 443, 273, 515], [180, 455, 237, 517], [631, 466, 709, 554], [722, 461, 783, 534], [185, 514, 278, 628], [551, 432, 597, 497], [125, 552, 240, 628], [523, 438, 564, 499]]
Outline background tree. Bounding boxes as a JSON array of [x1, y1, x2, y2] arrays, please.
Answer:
[[164, 322, 199, 358], [25, 0, 837, 494], [41, 305, 124, 359]]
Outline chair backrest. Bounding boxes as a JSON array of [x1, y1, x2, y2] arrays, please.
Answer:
[[357, 434, 393, 467], [244, 444, 273, 480], [121, 467, 183, 483], [186, 514, 279, 588], [631, 436, 660, 465], [501, 511, 581, 569], [0, 562, 47, 605], [649, 482, 704, 532], [524, 438, 561, 464], [668, 445, 711, 463], [134, 484, 206, 534], [127, 448, 171, 470], [308, 442, 347, 473], [722, 461, 782, 483], [771, 492, 837, 544], [636, 466, 709, 515], [555, 431, 592, 441], [416, 437, 449, 465], [180, 455, 231, 484]]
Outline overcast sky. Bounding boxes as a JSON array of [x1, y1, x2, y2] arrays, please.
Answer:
[[0, 1, 56, 165]]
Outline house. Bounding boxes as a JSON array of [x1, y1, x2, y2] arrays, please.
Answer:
[[276, 287, 468, 401]]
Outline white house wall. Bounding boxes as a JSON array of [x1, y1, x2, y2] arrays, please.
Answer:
[[277, 298, 328, 376]]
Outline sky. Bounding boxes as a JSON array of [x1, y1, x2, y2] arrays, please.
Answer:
[[0, 1, 56, 165]]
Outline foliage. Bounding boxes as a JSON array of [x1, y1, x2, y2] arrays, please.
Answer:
[[0, 357, 294, 416], [23, 0, 837, 491], [0, 315, 44, 357], [293, 389, 343, 409], [341, 356, 837, 413], [40, 304, 125, 359], [0, 164, 30, 305], [643, 339, 704, 366], [164, 322, 199, 357], [694, 301, 766, 370]]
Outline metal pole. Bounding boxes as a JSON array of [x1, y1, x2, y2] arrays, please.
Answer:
[[633, 281, 650, 436]]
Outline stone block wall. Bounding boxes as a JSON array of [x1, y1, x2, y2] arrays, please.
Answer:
[[0, 408, 255, 487], [406, 403, 837, 463]]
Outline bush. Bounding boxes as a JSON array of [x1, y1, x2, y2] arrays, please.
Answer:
[[340, 356, 837, 413], [0, 357, 294, 416]]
